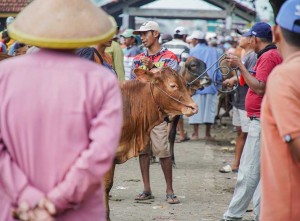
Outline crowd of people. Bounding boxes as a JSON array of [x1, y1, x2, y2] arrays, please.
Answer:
[[0, 0, 300, 220]]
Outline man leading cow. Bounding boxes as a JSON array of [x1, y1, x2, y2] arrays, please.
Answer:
[[130, 21, 181, 204]]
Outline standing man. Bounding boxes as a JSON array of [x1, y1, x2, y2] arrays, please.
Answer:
[[188, 30, 221, 141], [221, 22, 282, 221], [131, 21, 180, 204], [219, 30, 257, 173], [163, 26, 191, 142], [105, 36, 125, 81], [0, 0, 123, 221], [163, 26, 190, 68], [261, 1, 300, 220], [121, 29, 141, 80]]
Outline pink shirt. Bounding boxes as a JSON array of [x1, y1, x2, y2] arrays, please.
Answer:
[[0, 49, 122, 221]]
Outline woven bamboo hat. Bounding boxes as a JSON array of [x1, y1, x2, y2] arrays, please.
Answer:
[[8, 0, 116, 49]]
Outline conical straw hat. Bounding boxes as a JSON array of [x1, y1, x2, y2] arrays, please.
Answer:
[[8, 0, 116, 49]]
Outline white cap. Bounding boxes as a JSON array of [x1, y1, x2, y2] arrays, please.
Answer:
[[6, 16, 15, 26], [225, 35, 233, 42], [133, 21, 160, 34], [173, 26, 188, 35], [189, 30, 205, 40]]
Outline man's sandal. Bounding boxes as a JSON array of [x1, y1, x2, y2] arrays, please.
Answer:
[[166, 193, 180, 204], [135, 191, 154, 200]]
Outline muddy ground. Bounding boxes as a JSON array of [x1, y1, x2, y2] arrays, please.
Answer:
[[109, 117, 254, 221]]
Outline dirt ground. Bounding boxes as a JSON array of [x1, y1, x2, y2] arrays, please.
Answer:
[[109, 117, 255, 221]]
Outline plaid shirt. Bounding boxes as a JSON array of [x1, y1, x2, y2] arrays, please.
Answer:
[[130, 47, 179, 80]]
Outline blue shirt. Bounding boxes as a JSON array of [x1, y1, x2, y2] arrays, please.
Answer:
[[189, 43, 221, 94]]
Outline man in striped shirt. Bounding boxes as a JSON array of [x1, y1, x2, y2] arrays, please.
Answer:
[[130, 21, 181, 204]]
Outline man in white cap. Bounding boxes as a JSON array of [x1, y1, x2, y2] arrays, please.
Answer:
[[121, 28, 141, 80], [130, 21, 181, 204], [0, 0, 122, 221], [188, 30, 221, 141]]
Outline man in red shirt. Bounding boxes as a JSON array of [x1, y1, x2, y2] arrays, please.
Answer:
[[221, 22, 282, 221]]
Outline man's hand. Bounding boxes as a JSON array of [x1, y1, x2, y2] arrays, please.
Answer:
[[13, 198, 56, 221], [223, 78, 236, 88], [225, 54, 242, 69], [141, 56, 154, 69]]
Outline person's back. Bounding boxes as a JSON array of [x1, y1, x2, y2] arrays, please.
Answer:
[[0, 1, 123, 221], [0, 50, 122, 220]]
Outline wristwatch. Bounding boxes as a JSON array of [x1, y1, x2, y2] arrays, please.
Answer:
[[284, 134, 292, 143]]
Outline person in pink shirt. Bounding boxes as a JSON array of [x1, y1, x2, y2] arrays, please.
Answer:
[[0, 0, 122, 221]]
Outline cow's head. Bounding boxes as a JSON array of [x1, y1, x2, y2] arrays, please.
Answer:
[[181, 57, 212, 95], [134, 67, 198, 117]]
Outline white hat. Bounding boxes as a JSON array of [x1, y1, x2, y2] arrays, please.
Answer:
[[190, 30, 205, 40], [133, 21, 160, 34], [173, 26, 188, 35], [6, 16, 15, 26], [225, 35, 233, 42]]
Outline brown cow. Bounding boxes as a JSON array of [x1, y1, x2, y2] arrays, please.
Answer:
[[216, 56, 239, 124], [169, 57, 211, 166], [104, 67, 198, 220], [180, 56, 211, 95]]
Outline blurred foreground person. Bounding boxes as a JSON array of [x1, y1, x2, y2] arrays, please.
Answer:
[[261, 0, 300, 220], [0, 0, 122, 221]]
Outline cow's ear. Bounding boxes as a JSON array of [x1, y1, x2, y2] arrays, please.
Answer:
[[134, 68, 155, 82]]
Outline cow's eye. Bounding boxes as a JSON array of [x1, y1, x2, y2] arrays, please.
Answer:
[[170, 83, 177, 89]]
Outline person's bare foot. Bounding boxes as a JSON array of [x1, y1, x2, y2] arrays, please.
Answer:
[[191, 133, 199, 140], [204, 136, 216, 142]]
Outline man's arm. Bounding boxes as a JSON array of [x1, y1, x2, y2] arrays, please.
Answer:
[[266, 68, 300, 162], [226, 54, 265, 95], [289, 138, 300, 162], [112, 43, 125, 81], [238, 64, 266, 96], [0, 139, 44, 208]]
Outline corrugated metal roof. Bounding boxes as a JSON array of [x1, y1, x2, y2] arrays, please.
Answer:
[[0, 0, 31, 13]]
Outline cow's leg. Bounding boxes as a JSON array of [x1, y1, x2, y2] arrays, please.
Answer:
[[103, 163, 116, 221], [168, 115, 180, 167]]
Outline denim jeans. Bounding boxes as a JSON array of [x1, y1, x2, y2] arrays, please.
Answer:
[[223, 119, 261, 221]]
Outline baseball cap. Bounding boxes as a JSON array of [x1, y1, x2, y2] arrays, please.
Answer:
[[173, 26, 188, 35], [189, 30, 205, 39], [121, 29, 136, 38], [133, 21, 160, 34], [276, 0, 300, 34], [236, 28, 250, 36], [243, 22, 272, 40]]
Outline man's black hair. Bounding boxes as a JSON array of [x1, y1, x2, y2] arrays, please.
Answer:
[[173, 34, 184, 39], [198, 39, 208, 45], [280, 21, 300, 48], [2, 30, 9, 38], [258, 37, 273, 44]]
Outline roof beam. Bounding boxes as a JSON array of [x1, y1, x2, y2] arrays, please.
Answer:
[[204, 0, 255, 22], [127, 7, 227, 20]]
